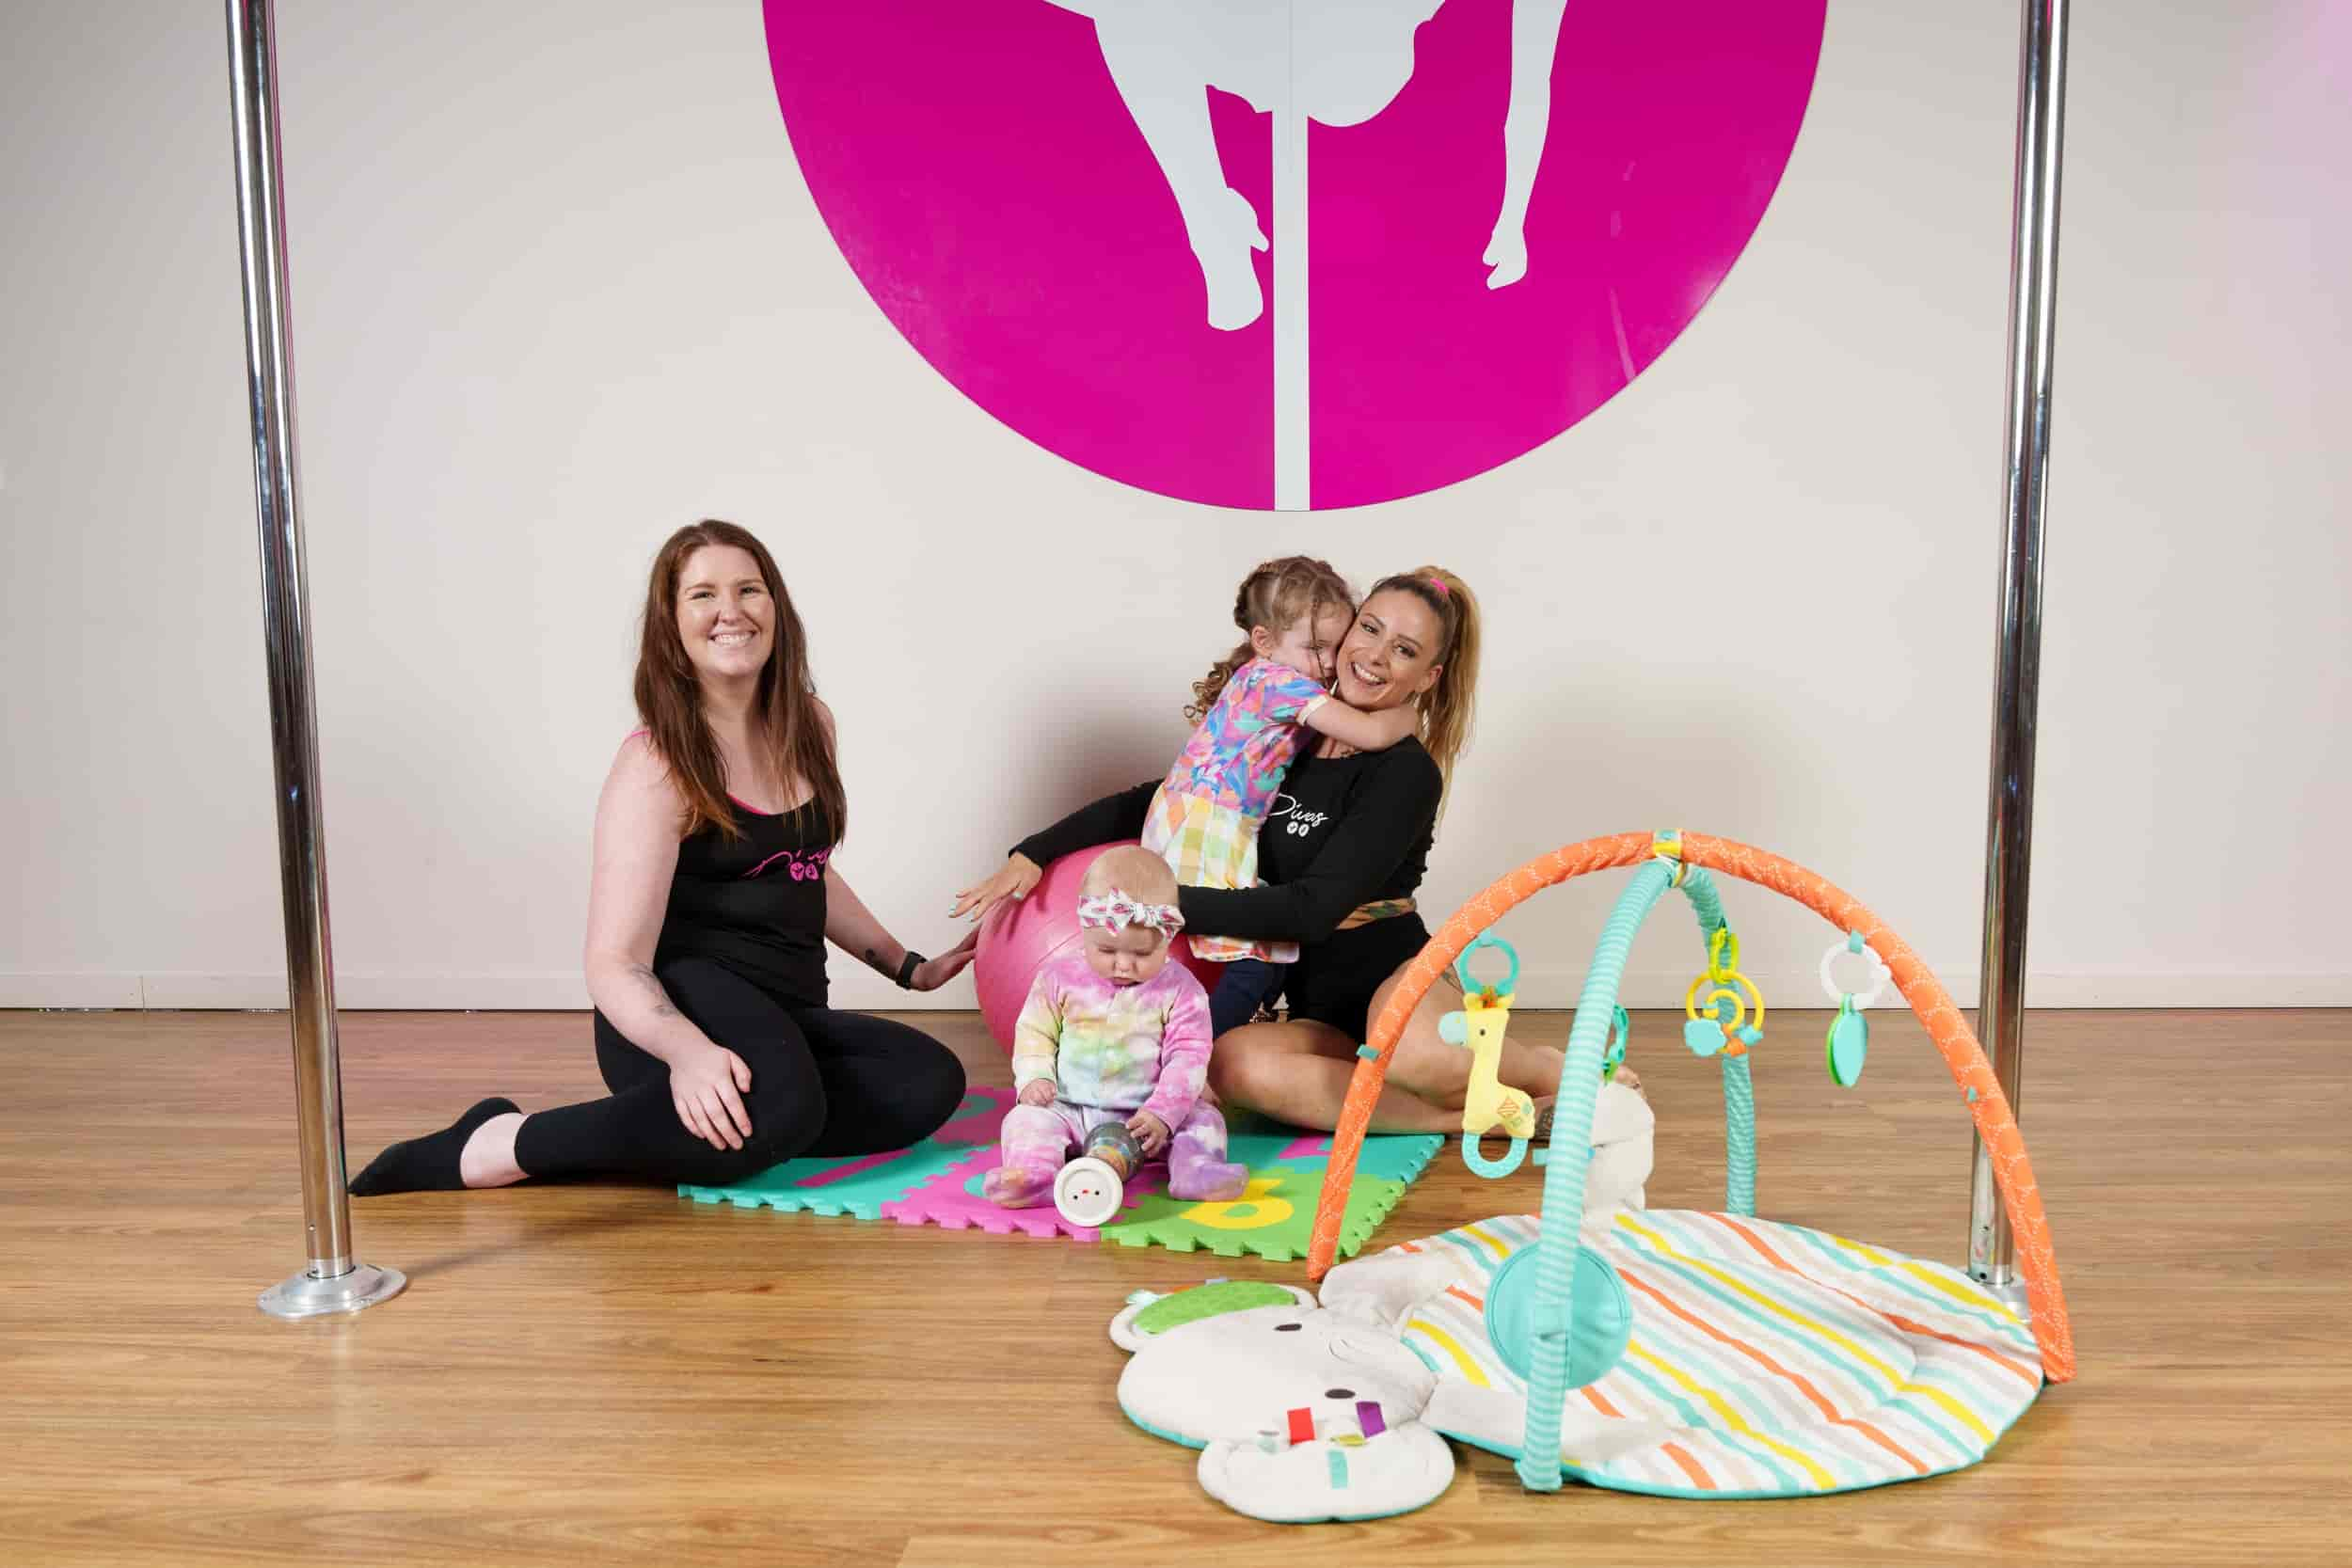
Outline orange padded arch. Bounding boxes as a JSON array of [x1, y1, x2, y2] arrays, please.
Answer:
[[1303, 830, 2075, 1385]]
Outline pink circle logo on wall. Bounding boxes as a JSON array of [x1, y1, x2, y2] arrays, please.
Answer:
[[764, 1, 1824, 511]]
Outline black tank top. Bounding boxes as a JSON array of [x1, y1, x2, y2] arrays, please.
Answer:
[[654, 797, 834, 1007]]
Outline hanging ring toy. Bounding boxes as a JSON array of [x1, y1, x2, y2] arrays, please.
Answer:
[[1684, 969, 1765, 1055], [1462, 1129, 1528, 1179], [1818, 929, 1892, 1010], [1454, 932, 1521, 999], [1820, 932, 1880, 1087], [1684, 927, 1765, 1057]]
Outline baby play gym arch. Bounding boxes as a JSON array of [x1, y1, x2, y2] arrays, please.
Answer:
[[1306, 830, 2074, 1491]]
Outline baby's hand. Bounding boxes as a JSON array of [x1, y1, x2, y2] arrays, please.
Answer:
[[1018, 1079, 1058, 1108], [1126, 1110, 1171, 1158]]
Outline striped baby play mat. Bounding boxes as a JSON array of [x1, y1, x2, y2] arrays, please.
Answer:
[[1391, 1210, 2045, 1498]]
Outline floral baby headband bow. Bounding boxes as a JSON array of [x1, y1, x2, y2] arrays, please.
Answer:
[[1076, 889, 1185, 936]]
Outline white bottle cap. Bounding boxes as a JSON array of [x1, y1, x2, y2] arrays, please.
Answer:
[[1053, 1157, 1126, 1228]]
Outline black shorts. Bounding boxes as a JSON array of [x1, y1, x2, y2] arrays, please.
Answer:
[[1281, 914, 1443, 1043]]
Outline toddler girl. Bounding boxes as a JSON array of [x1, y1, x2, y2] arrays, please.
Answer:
[[1149, 557, 1422, 1037], [983, 847, 1249, 1208]]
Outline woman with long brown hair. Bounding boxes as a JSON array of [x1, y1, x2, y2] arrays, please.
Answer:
[[956, 566, 1571, 1134], [352, 522, 972, 1194]]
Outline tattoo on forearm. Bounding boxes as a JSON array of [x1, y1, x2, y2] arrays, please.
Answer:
[[628, 963, 681, 1020], [862, 946, 892, 977]]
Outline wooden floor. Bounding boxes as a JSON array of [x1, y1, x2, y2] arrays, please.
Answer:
[[3, 1006, 2347, 1566]]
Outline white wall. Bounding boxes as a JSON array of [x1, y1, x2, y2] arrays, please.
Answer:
[[4, 1, 2347, 1015]]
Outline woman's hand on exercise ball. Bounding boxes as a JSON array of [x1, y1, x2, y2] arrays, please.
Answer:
[[671, 1044, 754, 1150], [949, 853, 1042, 922], [908, 928, 980, 991]]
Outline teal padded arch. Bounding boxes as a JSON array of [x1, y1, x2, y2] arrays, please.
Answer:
[[1512, 855, 1764, 1493]]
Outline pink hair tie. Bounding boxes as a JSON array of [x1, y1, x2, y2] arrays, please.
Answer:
[[1426, 576, 1450, 599]]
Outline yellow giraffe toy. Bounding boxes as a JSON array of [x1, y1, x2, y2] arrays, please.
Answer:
[[1438, 936, 1534, 1177]]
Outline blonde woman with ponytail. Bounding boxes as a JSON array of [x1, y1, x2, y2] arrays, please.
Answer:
[[957, 565, 1569, 1135]]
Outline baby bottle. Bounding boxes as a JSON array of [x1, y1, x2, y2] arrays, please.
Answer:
[[1054, 1120, 1141, 1227]]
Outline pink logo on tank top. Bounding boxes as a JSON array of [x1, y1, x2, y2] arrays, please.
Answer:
[[762, 1, 1823, 510], [744, 847, 832, 882]]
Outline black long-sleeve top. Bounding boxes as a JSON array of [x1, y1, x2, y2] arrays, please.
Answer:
[[1012, 740, 1443, 949]]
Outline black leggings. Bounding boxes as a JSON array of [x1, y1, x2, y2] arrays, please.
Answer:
[[512, 958, 967, 1187]]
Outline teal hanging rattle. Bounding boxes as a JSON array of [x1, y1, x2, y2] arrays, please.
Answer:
[[1602, 1006, 1630, 1083], [1819, 930, 1890, 1087], [1683, 927, 1764, 1059]]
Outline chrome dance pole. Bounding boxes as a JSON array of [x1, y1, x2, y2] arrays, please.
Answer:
[[1968, 0, 2070, 1298], [228, 0, 404, 1320]]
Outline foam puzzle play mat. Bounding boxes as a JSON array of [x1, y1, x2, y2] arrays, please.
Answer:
[[680, 1085, 1446, 1262], [1106, 832, 2074, 1521]]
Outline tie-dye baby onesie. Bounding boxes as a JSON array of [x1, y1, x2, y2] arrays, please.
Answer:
[[987, 952, 1248, 1209]]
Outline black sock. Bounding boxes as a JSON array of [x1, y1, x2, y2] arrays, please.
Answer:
[[348, 1098, 520, 1196]]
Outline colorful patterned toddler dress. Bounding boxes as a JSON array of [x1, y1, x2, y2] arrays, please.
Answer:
[[1143, 657, 1331, 963]]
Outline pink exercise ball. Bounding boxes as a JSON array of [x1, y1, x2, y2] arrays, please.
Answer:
[[974, 841, 1220, 1051]]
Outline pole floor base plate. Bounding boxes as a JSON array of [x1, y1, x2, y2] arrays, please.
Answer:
[[259, 1261, 405, 1320], [1963, 1271, 2031, 1316]]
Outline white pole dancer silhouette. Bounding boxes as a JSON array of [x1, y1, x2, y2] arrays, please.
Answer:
[[1056, 1, 1570, 324], [1049, 1, 1570, 506]]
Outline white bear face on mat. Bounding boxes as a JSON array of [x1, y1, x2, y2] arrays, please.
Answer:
[[1102, 1081, 1654, 1527], [1113, 1296, 1435, 1449], [1110, 1264, 1465, 1522]]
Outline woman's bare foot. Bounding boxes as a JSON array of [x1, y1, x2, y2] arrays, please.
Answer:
[[457, 1111, 528, 1188]]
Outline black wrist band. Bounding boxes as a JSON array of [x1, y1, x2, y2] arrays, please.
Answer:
[[895, 950, 925, 990]]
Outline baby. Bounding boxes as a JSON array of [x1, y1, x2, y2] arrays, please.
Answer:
[[983, 846, 1249, 1209]]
